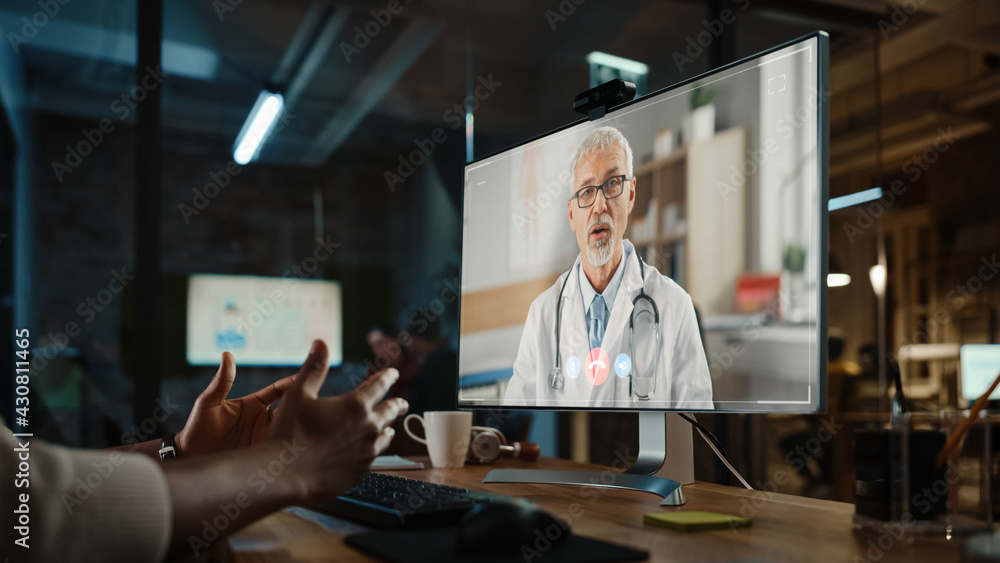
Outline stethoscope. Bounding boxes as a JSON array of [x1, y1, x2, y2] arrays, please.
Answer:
[[547, 254, 659, 400]]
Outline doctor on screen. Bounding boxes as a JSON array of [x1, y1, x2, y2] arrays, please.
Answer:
[[505, 126, 714, 409]]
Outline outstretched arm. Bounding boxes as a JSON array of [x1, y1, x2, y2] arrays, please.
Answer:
[[108, 352, 295, 459], [1, 340, 406, 563], [163, 340, 407, 558], [175, 352, 295, 456]]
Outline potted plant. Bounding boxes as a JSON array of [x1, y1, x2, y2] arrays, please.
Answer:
[[782, 243, 807, 323], [683, 83, 716, 144]]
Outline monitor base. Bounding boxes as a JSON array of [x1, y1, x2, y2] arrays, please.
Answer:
[[483, 412, 693, 506], [483, 468, 685, 506]]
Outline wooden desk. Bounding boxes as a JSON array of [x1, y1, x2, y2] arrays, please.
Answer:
[[227, 456, 964, 562]]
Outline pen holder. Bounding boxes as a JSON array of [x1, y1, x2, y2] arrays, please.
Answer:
[[853, 411, 994, 537]]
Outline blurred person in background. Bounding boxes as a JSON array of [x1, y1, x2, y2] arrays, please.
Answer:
[[366, 322, 421, 405]]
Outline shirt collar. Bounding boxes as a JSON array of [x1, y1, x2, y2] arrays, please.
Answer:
[[578, 241, 630, 316]]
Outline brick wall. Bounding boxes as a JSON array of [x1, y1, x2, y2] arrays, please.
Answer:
[[29, 112, 462, 446]]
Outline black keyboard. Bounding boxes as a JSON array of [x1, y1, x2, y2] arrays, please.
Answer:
[[308, 472, 519, 529]]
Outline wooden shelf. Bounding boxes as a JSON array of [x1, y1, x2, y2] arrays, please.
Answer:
[[634, 146, 688, 174], [625, 128, 746, 316], [630, 233, 686, 248]]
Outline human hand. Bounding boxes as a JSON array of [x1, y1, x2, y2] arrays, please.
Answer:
[[176, 352, 295, 457], [268, 339, 408, 501]]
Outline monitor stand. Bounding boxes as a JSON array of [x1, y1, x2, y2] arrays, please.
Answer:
[[482, 412, 693, 506]]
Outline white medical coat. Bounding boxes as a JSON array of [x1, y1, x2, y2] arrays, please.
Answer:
[[505, 240, 714, 409]]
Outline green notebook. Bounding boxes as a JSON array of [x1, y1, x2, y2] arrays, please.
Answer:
[[643, 510, 752, 532]]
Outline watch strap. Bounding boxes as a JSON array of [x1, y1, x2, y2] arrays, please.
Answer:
[[159, 432, 178, 460]]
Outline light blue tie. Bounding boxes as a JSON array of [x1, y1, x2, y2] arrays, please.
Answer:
[[589, 295, 606, 350]]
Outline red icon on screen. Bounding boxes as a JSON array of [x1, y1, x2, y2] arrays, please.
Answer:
[[586, 348, 610, 386]]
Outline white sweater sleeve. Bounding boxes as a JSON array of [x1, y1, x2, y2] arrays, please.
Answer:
[[1, 420, 172, 563]]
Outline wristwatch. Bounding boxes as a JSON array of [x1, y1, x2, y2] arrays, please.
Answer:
[[159, 432, 178, 460]]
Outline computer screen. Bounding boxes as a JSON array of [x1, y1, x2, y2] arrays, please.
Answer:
[[186, 274, 343, 367], [960, 344, 1000, 402], [459, 33, 827, 413]]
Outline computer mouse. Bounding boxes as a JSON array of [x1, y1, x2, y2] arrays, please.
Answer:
[[456, 501, 570, 555]]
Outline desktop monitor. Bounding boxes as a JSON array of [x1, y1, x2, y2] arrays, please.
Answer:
[[186, 274, 343, 367], [960, 344, 1000, 402], [459, 32, 828, 415], [457, 32, 829, 501]]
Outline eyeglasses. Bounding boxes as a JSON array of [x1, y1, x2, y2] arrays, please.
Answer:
[[570, 175, 628, 208]]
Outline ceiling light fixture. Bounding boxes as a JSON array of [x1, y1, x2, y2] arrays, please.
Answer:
[[869, 264, 887, 298], [233, 90, 284, 166], [827, 273, 852, 287], [828, 187, 882, 211], [585, 52, 649, 76]]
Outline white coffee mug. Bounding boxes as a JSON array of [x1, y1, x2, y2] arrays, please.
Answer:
[[403, 411, 473, 468]]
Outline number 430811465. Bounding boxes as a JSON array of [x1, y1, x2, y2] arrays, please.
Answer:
[[15, 329, 30, 422]]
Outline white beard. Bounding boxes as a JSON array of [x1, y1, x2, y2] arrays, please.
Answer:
[[586, 214, 615, 267]]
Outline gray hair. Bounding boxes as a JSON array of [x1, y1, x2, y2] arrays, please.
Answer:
[[568, 126, 634, 192]]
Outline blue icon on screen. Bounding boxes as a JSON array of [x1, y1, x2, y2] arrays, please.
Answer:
[[615, 353, 631, 378], [566, 356, 581, 379], [217, 329, 246, 349]]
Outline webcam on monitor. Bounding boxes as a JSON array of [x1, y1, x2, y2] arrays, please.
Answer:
[[572, 79, 637, 119]]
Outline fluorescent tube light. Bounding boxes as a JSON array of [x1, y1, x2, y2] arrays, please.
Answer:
[[586, 52, 649, 76], [828, 187, 883, 211], [827, 273, 852, 287], [869, 264, 887, 297], [233, 91, 284, 165]]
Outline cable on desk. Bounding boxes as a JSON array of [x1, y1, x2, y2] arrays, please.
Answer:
[[678, 413, 728, 459], [679, 413, 754, 490]]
